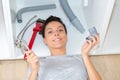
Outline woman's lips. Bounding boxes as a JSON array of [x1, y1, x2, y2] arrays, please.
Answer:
[[53, 38, 61, 42]]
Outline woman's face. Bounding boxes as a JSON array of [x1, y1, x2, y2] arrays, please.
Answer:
[[43, 21, 67, 49]]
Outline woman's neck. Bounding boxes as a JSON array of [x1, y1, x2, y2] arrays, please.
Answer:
[[50, 47, 66, 56]]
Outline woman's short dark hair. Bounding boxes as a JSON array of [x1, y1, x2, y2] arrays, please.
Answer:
[[41, 15, 67, 38]]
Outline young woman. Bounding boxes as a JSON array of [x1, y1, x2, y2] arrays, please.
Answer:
[[25, 16, 101, 80]]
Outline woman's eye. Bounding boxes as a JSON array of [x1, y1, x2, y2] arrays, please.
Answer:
[[58, 29, 63, 32], [48, 31, 53, 34]]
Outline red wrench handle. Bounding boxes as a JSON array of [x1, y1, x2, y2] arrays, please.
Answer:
[[24, 22, 42, 60]]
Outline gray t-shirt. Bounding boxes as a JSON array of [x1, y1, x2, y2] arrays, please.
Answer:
[[34, 55, 88, 80]]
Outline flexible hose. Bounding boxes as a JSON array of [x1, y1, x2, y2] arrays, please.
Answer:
[[17, 15, 37, 39], [59, 0, 85, 33]]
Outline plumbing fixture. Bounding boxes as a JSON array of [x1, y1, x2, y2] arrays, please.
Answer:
[[16, 4, 56, 23]]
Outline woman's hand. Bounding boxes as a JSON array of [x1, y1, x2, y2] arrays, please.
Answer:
[[81, 34, 100, 56], [81, 34, 101, 80], [25, 50, 39, 72]]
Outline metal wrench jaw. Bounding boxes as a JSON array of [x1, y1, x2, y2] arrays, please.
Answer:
[[15, 39, 29, 60], [20, 41, 29, 60]]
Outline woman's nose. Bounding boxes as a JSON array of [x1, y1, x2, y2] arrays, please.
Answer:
[[54, 30, 59, 36]]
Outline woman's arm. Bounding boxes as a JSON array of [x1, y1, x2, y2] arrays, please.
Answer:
[[29, 70, 38, 80], [82, 53, 101, 80], [25, 50, 39, 80], [81, 35, 101, 80]]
